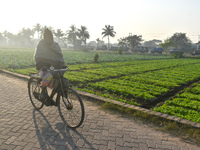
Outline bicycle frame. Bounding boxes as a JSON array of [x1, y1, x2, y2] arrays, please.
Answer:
[[47, 72, 66, 104], [55, 72, 72, 108], [46, 67, 70, 106], [30, 67, 70, 106], [28, 66, 85, 128]]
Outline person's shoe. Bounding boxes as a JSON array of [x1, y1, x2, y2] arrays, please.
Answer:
[[33, 92, 40, 100], [40, 93, 48, 101], [48, 99, 57, 106]]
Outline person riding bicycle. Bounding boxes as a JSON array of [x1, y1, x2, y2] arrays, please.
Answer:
[[34, 28, 65, 100]]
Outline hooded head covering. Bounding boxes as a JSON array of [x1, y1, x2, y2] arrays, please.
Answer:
[[43, 28, 53, 46]]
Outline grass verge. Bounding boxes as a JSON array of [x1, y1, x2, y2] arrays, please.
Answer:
[[100, 101, 200, 145]]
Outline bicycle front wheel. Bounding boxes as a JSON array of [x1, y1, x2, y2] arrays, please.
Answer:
[[58, 88, 85, 128], [28, 77, 44, 110]]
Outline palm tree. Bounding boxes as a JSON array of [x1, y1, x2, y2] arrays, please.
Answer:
[[21, 28, 32, 38], [2, 30, 8, 44], [33, 23, 42, 39], [102, 25, 116, 50], [0, 32, 5, 46], [3, 30, 14, 45], [6, 32, 15, 46], [78, 26, 90, 47], [66, 25, 78, 49], [20, 28, 33, 47], [54, 29, 64, 44]]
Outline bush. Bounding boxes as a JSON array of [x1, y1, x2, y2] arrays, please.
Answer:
[[93, 53, 99, 63], [118, 47, 122, 55], [171, 51, 184, 59]]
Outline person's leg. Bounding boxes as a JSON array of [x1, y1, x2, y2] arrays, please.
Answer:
[[63, 77, 69, 89], [41, 86, 48, 100]]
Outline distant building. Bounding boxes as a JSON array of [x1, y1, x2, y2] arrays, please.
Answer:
[[88, 41, 96, 47], [98, 40, 105, 47], [96, 40, 105, 50]]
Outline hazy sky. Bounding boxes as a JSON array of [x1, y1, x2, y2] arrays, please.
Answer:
[[1, 0, 200, 43]]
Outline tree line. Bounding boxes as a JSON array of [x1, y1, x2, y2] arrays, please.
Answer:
[[118, 33, 193, 52], [0, 23, 117, 50], [0, 23, 193, 52]]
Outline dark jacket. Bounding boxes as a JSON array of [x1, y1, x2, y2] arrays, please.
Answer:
[[34, 39, 65, 69]]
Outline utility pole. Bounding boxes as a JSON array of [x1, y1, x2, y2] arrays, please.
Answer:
[[197, 35, 200, 50]]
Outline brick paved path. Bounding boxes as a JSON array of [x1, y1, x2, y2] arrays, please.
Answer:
[[0, 72, 200, 150]]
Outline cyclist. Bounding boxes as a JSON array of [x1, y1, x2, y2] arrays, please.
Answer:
[[34, 28, 65, 101]]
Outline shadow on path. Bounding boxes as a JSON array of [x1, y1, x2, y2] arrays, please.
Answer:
[[33, 109, 94, 150]]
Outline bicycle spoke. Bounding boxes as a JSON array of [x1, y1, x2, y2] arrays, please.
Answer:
[[28, 67, 84, 128], [28, 77, 44, 110], [58, 88, 84, 128]]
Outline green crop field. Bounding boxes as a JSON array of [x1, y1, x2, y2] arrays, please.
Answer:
[[0, 47, 171, 69], [153, 82, 200, 122], [1, 47, 200, 123]]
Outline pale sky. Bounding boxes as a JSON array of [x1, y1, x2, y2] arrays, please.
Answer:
[[1, 0, 200, 43]]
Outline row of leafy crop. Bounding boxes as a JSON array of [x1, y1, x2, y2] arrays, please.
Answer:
[[63, 51, 172, 64], [68, 58, 200, 71], [10, 58, 198, 79], [0, 49, 35, 69], [153, 83, 200, 123], [9, 58, 200, 85], [66, 59, 200, 83], [76, 63, 200, 106], [0, 48, 173, 69]]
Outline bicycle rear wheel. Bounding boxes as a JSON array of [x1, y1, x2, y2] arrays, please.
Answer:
[[28, 77, 44, 110], [58, 88, 84, 128]]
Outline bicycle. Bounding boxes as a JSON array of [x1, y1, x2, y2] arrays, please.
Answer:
[[28, 66, 85, 128]]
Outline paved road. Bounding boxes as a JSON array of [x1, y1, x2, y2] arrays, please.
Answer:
[[0, 72, 200, 150]]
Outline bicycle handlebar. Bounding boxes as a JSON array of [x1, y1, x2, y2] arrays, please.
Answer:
[[47, 66, 69, 72], [48, 67, 69, 72]]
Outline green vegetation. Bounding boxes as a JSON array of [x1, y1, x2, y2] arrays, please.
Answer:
[[171, 51, 184, 58], [0, 47, 172, 69], [153, 82, 200, 122], [93, 53, 99, 63], [2, 47, 200, 125]]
